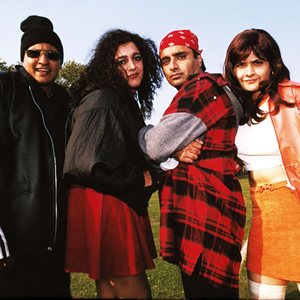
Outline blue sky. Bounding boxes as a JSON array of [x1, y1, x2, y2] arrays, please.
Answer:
[[2, 0, 300, 124]]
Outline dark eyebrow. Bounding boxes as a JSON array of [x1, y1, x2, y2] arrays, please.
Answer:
[[115, 52, 141, 60], [160, 55, 169, 61], [161, 51, 188, 61], [116, 55, 126, 60], [174, 51, 188, 56]]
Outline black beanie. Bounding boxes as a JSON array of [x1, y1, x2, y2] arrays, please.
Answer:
[[20, 15, 64, 64]]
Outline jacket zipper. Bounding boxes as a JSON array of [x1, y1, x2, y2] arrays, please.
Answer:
[[29, 86, 65, 248]]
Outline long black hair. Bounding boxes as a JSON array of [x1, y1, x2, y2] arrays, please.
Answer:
[[70, 29, 163, 118], [224, 29, 293, 125]]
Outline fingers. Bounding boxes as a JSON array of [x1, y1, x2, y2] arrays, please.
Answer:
[[172, 149, 184, 161], [184, 151, 199, 160], [190, 139, 203, 150], [173, 139, 204, 163], [183, 140, 203, 157], [195, 138, 203, 144], [178, 156, 193, 163], [187, 147, 201, 155], [177, 150, 198, 163]]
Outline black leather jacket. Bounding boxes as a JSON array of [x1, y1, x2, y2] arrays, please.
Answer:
[[0, 67, 71, 256], [63, 88, 159, 216]]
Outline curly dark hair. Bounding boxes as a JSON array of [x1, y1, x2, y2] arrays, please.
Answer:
[[224, 28, 293, 125], [70, 29, 163, 118]]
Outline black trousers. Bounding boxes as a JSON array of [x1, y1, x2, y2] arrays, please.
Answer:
[[180, 255, 239, 300], [0, 250, 71, 298], [181, 271, 239, 299]]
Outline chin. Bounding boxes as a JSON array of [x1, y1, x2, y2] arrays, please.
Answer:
[[129, 82, 142, 90]]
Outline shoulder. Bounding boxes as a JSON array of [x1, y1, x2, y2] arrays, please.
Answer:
[[81, 88, 121, 108], [52, 83, 71, 109], [278, 79, 300, 88], [190, 72, 227, 84], [0, 71, 19, 86], [53, 82, 69, 95], [0, 71, 12, 90], [170, 72, 233, 115], [75, 88, 122, 115], [0, 71, 11, 80], [182, 72, 228, 92], [278, 80, 300, 102], [180, 72, 230, 99], [0, 71, 27, 97]]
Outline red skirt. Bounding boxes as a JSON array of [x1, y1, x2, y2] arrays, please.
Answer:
[[65, 185, 157, 280]]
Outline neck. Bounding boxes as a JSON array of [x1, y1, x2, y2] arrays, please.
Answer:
[[175, 70, 202, 90], [40, 84, 54, 97], [253, 91, 260, 100], [131, 88, 137, 96]]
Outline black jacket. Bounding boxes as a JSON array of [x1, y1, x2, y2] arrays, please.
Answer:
[[0, 67, 71, 256], [63, 88, 159, 216]]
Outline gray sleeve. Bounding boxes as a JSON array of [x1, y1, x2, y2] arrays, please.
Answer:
[[139, 112, 207, 162]]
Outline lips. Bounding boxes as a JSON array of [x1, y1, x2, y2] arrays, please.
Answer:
[[244, 79, 258, 83], [129, 73, 138, 79], [36, 68, 51, 73], [170, 73, 183, 79]]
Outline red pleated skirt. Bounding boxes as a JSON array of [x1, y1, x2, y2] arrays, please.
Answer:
[[65, 185, 157, 280]]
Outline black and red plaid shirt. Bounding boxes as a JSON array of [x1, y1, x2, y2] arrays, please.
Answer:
[[158, 73, 246, 291]]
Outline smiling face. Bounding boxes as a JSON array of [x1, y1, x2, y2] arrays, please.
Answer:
[[234, 51, 271, 98], [115, 42, 144, 93], [160, 45, 202, 90], [22, 43, 61, 95]]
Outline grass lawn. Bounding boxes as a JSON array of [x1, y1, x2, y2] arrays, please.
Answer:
[[70, 176, 300, 299]]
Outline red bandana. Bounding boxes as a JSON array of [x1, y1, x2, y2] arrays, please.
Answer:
[[159, 29, 200, 54]]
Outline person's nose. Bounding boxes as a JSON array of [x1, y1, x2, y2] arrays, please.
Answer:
[[169, 58, 178, 71], [38, 52, 50, 64], [245, 64, 255, 76], [127, 59, 136, 71]]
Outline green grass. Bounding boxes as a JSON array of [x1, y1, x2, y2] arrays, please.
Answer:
[[70, 176, 300, 299]]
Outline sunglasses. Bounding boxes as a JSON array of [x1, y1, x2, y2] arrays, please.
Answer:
[[25, 49, 61, 61]]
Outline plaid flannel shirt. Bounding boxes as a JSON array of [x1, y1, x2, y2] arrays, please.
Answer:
[[150, 73, 246, 291]]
